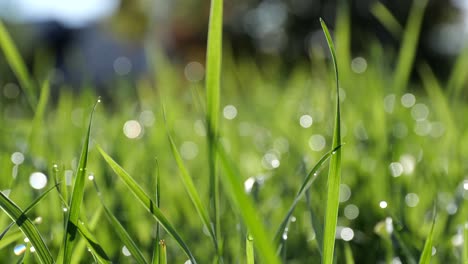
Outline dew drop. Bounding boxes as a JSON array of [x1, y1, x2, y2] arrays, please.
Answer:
[[30, 246, 35, 253], [14, 244, 26, 255], [244, 177, 255, 193], [63, 207, 68, 212], [344, 204, 359, 220], [29, 172, 48, 190], [379, 201, 388, 209], [123, 120, 142, 139], [223, 105, 238, 120], [122, 246, 131, 256], [184, 260, 193, 264], [88, 174, 94, 181], [11, 152, 24, 165], [340, 227, 354, 241], [299, 114, 313, 128]]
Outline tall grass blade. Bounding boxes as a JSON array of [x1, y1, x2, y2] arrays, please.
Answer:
[[97, 146, 197, 264], [0, 192, 53, 264], [100, 201, 148, 264], [217, 146, 280, 264], [151, 159, 161, 264], [62, 99, 100, 263], [205, 0, 223, 251], [246, 233, 254, 264], [392, 0, 428, 93], [344, 242, 354, 264], [162, 104, 218, 251], [71, 206, 103, 264], [274, 145, 342, 244], [159, 240, 167, 264], [371, 2, 403, 39], [418, 208, 437, 264], [76, 220, 111, 263], [320, 18, 342, 264], [0, 20, 36, 108]]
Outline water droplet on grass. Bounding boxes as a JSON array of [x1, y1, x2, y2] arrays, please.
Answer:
[[30, 246, 35, 253], [65, 170, 73, 186], [339, 184, 351, 202], [405, 193, 420, 207], [389, 162, 403, 177], [122, 246, 131, 256], [14, 244, 26, 255], [24, 237, 29, 243], [299, 114, 313, 128], [88, 174, 94, 181], [223, 105, 238, 120], [29, 172, 47, 190], [379, 201, 388, 209], [401, 93, 416, 108], [11, 152, 24, 165], [244, 177, 255, 193], [123, 120, 142, 139], [340, 227, 354, 241]]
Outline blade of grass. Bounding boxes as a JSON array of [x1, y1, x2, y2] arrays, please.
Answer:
[[162, 104, 218, 251], [217, 145, 280, 264], [61, 98, 100, 263], [76, 219, 111, 263], [0, 192, 53, 264], [371, 2, 403, 39], [344, 242, 354, 264], [97, 146, 197, 264], [151, 159, 161, 264], [29, 79, 50, 152], [320, 18, 342, 264], [418, 208, 437, 264], [274, 145, 342, 244], [159, 240, 167, 264], [205, 0, 223, 257], [0, 20, 36, 108], [246, 233, 254, 264], [463, 222, 468, 264], [92, 179, 148, 264], [447, 44, 468, 97], [71, 206, 103, 264], [392, 0, 428, 93]]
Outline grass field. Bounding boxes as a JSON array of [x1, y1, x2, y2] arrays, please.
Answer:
[[1, 1, 468, 263]]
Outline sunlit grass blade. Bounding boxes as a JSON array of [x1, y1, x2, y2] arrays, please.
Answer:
[[0, 192, 53, 264], [0, 184, 58, 240], [0, 20, 36, 108], [217, 146, 280, 264], [97, 146, 197, 264], [274, 145, 342, 244], [246, 233, 254, 264], [205, 0, 223, 251], [319, 18, 342, 264], [371, 2, 403, 39], [447, 44, 468, 97], [418, 208, 437, 264], [159, 240, 167, 264], [163, 104, 218, 251], [76, 220, 111, 263], [0, 229, 22, 249], [344, 242, 354, 264], [62, 99, 100, 263], [392, 0, 428, 93], [71, 206, 103, 264]]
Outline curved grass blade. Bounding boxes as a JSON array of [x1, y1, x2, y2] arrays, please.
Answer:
[[205, 0, 223, 252], [320, 18, 342, 264], [71, 206, 103, 264], [418, 208, 437, 264], [76, 220, 111, 263], [164, 110, 218, 251], [0, 192, 53, 264], [0, 184, 58, 240], [97, 146, 197, 264], [246, 233, 254, 264], [274, 145, 342, 244], [0, 20, 36, 108], [62, 99, 100, 263], [391, 0, 428, 93], [0, 230, 23, 250], [217, 146, 280, 264]]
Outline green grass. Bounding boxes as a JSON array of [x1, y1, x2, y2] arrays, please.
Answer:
[[0, 2, 468, 263]]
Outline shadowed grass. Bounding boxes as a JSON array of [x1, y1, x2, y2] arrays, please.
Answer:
[[97, 146, 197, 264], [320, 18, 342, 264]]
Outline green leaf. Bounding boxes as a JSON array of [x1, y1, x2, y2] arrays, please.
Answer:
[[217, 146, 280, 264], [418, 209, 437, 264], [97, 146, 197, 264], [159, 240, 167, 264], [274, 145, 342, 244], [392, 0, 428, 93], [0, 20, 36, 108], [100, 197, 148, 264], [61, 99, 99, 263], [246, 233, 254, 264], [205, 0, 224, 251], [0, 192, 53, 264], [320, 18, 342, 264]]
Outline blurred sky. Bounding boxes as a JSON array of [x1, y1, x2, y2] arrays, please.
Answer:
[[0, 0, 119, 27]]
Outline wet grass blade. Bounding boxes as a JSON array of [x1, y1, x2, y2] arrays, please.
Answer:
[[205, 0, 223, 249], [159, 240, 167, 264], [217, 146, 280, 264], [163, 104, 217, 251], [97, 146, 197, 264], [418, 209, 437, 264], [62, 99, 99, 263], [0, 20, 36, 108], [71, 206, 103, 264], [392, 0, 428, 93], [0, 192, 53, 264], [1, 184, 58, 240], [274, 145, 342, 244], [246, 233, 254, 264], [76, 220, 111, 263], [320, 18, 342, 264]]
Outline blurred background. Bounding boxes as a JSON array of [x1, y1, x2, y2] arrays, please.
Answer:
[[0, 0, 467, 92]]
